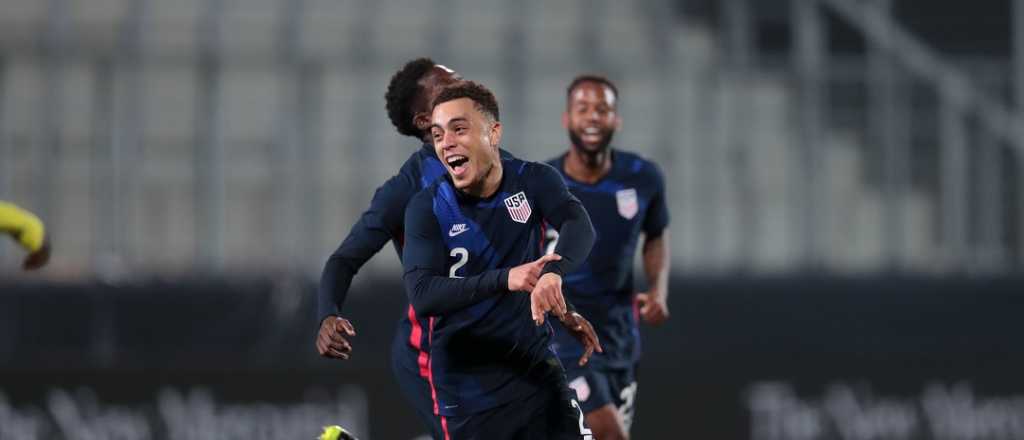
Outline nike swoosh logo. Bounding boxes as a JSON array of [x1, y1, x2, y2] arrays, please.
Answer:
[[449, 225, 469, 237]]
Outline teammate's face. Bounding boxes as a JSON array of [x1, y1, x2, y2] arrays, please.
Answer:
[[413, 65, 461, 134], [563, 81, 620, 155], [430, 98, 502, 193]]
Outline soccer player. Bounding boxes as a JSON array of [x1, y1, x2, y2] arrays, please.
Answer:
[[545, 75, 671, 440], [402, 80, 601, 439], [314, 58, 463, 438], [314, 59, 599, 439], [0, 200, 51, 270]]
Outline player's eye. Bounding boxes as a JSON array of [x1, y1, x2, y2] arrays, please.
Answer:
[[431, 130, 443, 141]]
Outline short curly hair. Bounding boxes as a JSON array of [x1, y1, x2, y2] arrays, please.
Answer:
[[432, 81, 500, 123], [566, 74, 619, 104], [385, 57, 436, 138]]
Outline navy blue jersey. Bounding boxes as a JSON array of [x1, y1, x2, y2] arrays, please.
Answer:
[[545, 149, 669, 369], [402, 157, 595, 417], [317, 144, 516, 352]]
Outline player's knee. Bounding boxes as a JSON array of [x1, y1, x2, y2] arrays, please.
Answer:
[[585, 407, 629, 440], [591, 425, 629, 440]]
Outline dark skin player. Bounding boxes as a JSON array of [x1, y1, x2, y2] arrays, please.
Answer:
[[561, 79, 671, 439], [315, 63, 461, 360]]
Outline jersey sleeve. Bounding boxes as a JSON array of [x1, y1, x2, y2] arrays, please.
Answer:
[[402, 190, 510, 317], [0, 201, 45, 253], [316, 169, 417, 324], [642, 161, 670, 237], [527, 163, 595, 277]]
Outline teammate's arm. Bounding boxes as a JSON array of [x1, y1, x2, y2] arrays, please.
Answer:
[[638, 230, 670, 324], [637, 162, 671, 325], [0, 201, 50, 270], [316, 172, 415, 359], [318, 173, 414, 322]]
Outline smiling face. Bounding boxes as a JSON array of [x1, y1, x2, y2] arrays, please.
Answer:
[[564, 80, 621, 155], [430, 97, 503, 195]]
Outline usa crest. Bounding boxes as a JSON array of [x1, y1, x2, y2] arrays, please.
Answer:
[[503, 191, 532, 223], [616, 188, 638, 219]]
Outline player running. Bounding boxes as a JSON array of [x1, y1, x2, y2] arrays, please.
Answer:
[[0, 200, 51, 270], [402, 80, 601, 439], [545, 75, 671, 440], [314, 59, 600, 439]]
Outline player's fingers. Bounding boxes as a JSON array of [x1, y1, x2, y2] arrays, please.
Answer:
[[530, 296, 543, 325], [578, 344, 594, 366], [535, 253, 562, 265], [532, 295, 551, 325], [336, 318, 357, 336], [327, 346, 350, 360], [553, 289, 567, 317], [327, 330, 349, 345], [328, 338, 352, 353], [584, 322, 604, 353]]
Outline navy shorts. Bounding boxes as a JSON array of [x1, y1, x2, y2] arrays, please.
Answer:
[[391, 330, 445, 440], [443, 361, 593, 440], [564, 362, 639, 431]]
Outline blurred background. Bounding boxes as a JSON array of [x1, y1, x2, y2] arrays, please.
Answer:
[[1, 0, 1023, 438]]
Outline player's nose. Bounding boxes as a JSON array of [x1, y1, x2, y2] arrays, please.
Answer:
[[439, 130, 458, 150]]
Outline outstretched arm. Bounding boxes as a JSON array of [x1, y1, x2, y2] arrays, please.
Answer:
[[317, 173, 414, 323], [316, 172, 414, 360]]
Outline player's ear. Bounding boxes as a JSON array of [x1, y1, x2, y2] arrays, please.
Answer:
[[561, 111, 569, 129], [413, 111, 432, 132], [489, 121, 502, 148], [614, 114, 623, 131]]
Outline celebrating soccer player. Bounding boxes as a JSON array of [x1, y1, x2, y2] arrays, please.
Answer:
[[401, 80, 601, 439], [0, 200, 51, 270], [545, 75, 672, 440]]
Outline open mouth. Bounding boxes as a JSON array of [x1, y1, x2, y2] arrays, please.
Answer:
[[446, 155, 470, 176], [581, 127, 604, 143]]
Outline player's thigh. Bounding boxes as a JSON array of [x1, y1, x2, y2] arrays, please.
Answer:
[[534, 387, 595, 440], [444, 398, 529, 440], [607, 365, 639, 432], [390, 343, 445, 439], [583, 404, 628, 440], [564, 364, 617, 414]]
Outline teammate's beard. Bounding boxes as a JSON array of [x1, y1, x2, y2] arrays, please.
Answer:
[[568, 128, 615, 163]]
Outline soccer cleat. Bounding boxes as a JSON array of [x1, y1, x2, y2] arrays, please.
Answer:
[[318, 425, 358, 440]]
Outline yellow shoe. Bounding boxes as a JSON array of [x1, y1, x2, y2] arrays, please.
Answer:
[[318, 425, 358, 440]]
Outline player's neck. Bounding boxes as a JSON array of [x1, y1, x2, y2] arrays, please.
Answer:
[[564, 145, 612, 184], [463, 161, 504, 199]]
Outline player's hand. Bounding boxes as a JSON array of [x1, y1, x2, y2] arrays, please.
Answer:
[[507, 253, 561, 292], [530, 272, 568, 325], [559, 311, 603, 366], [316, 316, 356, 360], [22, 240, 50, 271], [636, 292, 669, 325]]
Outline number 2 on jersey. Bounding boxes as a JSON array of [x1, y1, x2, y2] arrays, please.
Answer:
[[449, 247, 468, 278]]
